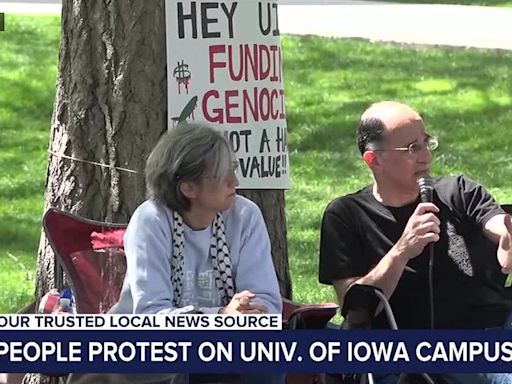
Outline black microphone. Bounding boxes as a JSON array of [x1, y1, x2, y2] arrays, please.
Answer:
[[417, 175, 434, 203], [417, 175, 435, 329]]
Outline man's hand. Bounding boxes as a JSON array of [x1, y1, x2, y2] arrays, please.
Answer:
[[219, 290, 268, 315], [394, 202, 441, 260], [497, 215, 512, 274]]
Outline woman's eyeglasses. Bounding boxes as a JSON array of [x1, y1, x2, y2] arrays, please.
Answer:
[[198, 160, 239, 181], [174, 160, 240, 182], [229, 160, 239, 174]]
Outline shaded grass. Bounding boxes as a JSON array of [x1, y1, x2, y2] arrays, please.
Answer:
[[1, 15, 512, 317], [0, 14, 60, 312]]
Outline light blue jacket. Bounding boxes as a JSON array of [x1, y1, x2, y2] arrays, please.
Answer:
[[111, 195, 282, 315]]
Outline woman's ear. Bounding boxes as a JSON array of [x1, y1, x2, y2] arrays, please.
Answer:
[[363, 150, 379, 168], [179, 181, 197, 200]]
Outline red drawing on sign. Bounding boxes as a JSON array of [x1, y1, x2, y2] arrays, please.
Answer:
[[173, 60, 191, 95]]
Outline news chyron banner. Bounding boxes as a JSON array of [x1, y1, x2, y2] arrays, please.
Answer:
[[3, 314, 512, 373], [165, 0, 289, 189]]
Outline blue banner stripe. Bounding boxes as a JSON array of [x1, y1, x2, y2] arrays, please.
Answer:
[[1, 330, 512, 373]]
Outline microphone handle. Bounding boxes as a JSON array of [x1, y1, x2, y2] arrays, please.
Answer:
[[420, 189, 433, 204], [417, 176, 436, 329], [428, 243, 435, 329]]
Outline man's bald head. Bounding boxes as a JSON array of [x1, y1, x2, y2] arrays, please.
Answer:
[[357, 101, 423, 155], [362, 101, 422, 130]]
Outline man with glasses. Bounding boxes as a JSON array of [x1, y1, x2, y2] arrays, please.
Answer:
[[319, 101, 512, 382]]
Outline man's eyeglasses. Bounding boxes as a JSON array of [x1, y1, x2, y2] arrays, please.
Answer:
[[373, 135, 438, 156]]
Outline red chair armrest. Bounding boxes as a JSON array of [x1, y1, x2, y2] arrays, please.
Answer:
[[282, 298, 338, 329]]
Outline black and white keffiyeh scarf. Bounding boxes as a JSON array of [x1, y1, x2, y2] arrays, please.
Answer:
[[171, 211, 235, 306]]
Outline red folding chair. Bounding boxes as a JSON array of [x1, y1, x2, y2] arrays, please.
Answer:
[[42, 207, 338, 384], [283, 298, 339, 330], [43, 208, 127, 314]]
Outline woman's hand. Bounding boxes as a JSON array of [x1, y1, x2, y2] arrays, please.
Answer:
[[219, 290, 268, 314]]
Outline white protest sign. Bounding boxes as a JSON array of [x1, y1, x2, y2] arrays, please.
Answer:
[[165, 0, 290, 189]]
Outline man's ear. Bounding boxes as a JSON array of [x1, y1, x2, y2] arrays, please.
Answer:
[[179, 181, 197, 200], [363, 150, 379, 168]]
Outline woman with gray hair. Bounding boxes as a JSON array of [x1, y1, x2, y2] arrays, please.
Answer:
[[108, 122, 283, 384], [113, 121, 282, 317]]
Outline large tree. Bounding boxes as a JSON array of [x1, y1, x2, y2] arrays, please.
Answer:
[[33, 0, 291, 327], [26, 2, 290, 383]]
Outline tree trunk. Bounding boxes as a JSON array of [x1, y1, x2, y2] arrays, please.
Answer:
[[26, 1, 290, 381], [33, 0, 168, 308], [25, 2, 167, 382], [239, 190, 291, 299]]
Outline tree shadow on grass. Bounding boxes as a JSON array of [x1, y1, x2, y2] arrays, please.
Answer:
[[1, 15, 60, 65], [283, 36, 512, 173], [0, 214, 41, 256], [0, 15, 58, 144]]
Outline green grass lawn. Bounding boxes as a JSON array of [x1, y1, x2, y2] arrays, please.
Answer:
[[0, 14, 60, 313], [1, 15, 512, 314], [284, 36, 512, 309]]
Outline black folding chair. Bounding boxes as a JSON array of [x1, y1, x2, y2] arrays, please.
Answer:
[[338, 284, 436, 384]]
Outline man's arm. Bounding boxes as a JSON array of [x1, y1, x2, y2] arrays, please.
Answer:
[[484, 214, 512, 273], [454, 176, 512, 273], [332, 245, 411, 310], [332, 202, 441, 309]]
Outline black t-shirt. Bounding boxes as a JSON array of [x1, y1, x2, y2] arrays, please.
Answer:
[[319, 175, 511, 329]]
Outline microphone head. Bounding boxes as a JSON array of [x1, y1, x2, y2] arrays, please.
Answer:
[[417, 175, 434, 203]]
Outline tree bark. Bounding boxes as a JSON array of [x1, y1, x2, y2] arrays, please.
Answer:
[[33, 0, 167, 307], [25, 3, 167, 382], [239, 190, 292, 299], [26, 1, 290, 381]]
